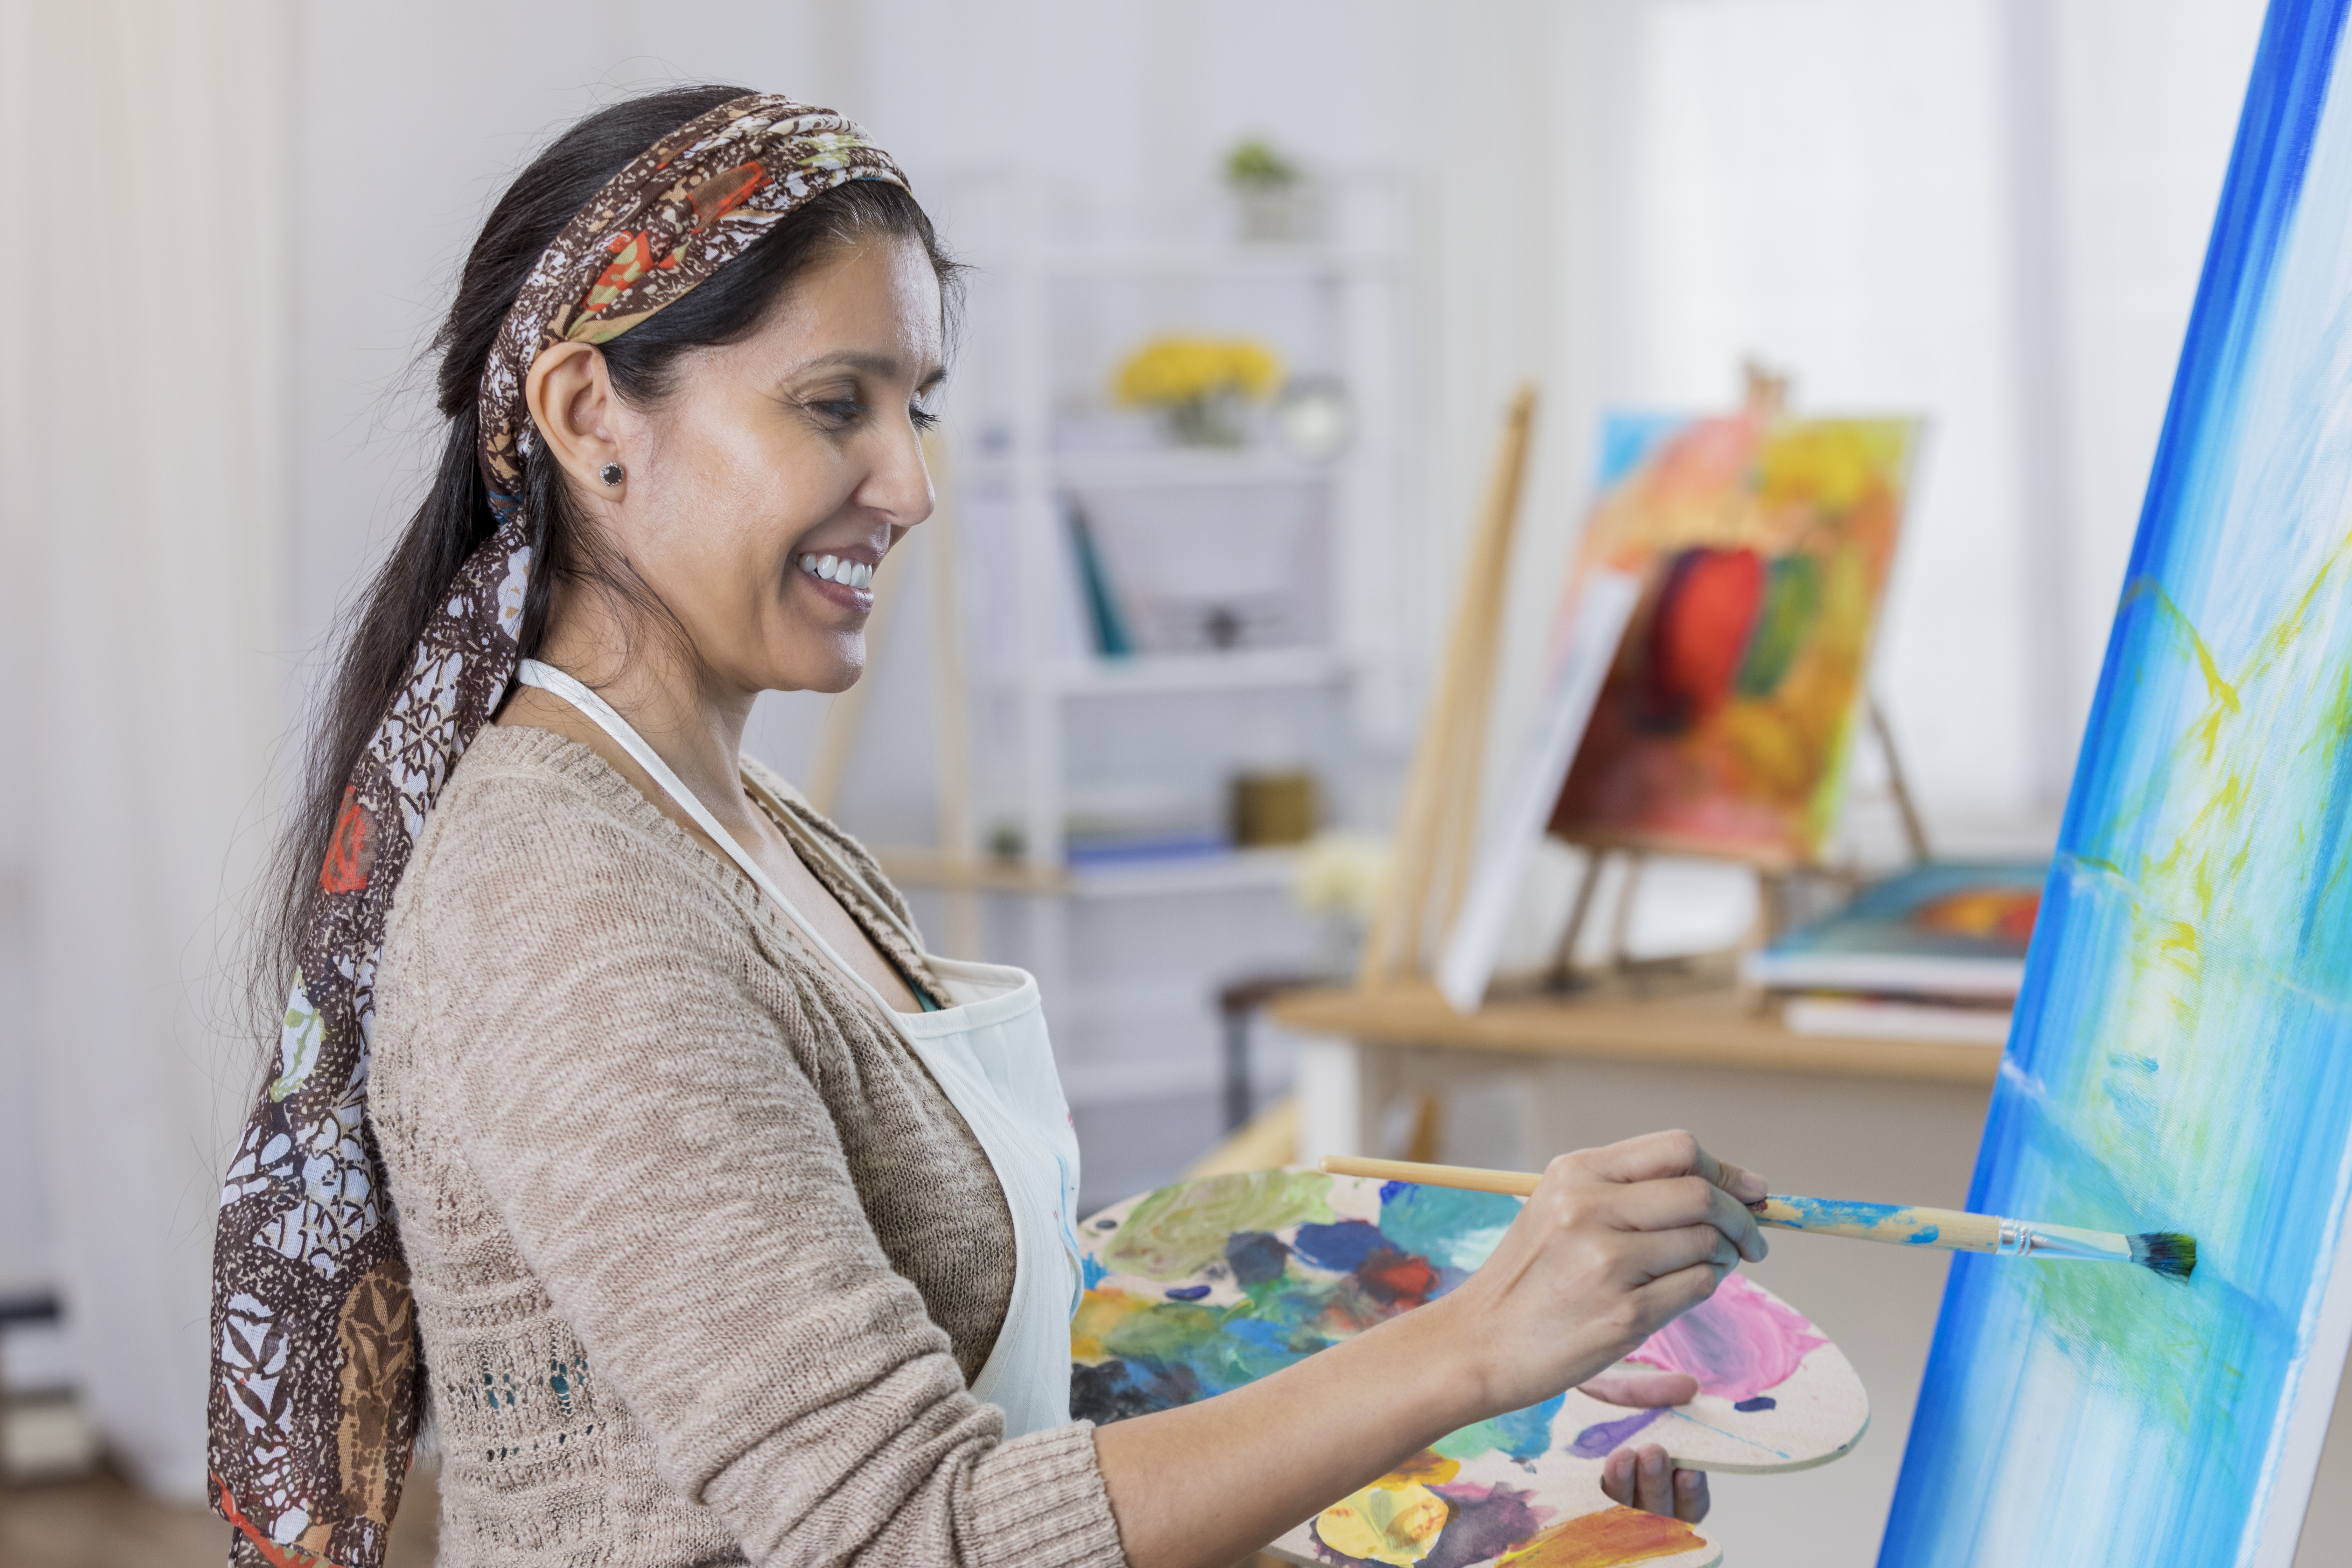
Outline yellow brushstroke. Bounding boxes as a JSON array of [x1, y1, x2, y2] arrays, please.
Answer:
[[2120, 579, 2242, 761]]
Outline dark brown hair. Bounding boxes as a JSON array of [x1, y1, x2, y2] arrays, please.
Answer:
[[258, 85, 957, 1032]]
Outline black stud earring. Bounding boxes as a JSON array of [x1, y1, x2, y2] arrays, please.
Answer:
[[599, 462, 625, 487]]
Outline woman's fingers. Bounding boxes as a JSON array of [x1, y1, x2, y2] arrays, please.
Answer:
[[1674, 1466, 1710, 1524], [1600, 1445, 1711, 1524], [1573, 1129, 1768, 1204], [1618, 1225, 1742, 1289], [1635, 1445, 1674, 1514], [1606, 1174, 1769, 1262], [1578, 1367, 1698, 1408]]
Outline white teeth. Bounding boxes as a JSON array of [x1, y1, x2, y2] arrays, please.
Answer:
[[799, 553, 875, 589]]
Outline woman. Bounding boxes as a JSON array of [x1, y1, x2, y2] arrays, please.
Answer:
[[209, 87, 1768, 1568]]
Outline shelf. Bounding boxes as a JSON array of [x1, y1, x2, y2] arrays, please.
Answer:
[[1068, 847, 1302, 899], [1058, 648, 1349, 695], [974, 648, 1351, 698], [964, 448, 1348, 493], [977, 243, 1399, 282]]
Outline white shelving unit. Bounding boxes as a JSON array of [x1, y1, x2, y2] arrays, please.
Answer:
[[929, 187, 1413, 1113], [973, 241, 1408, 871]]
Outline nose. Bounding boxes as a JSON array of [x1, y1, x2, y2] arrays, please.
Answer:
[[858, 415, 935, 531]]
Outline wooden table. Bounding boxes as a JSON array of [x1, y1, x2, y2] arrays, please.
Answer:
[[1268, 979, 1999, 1170]]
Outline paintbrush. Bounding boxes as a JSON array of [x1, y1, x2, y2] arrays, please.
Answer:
[[1317, 1156, 2198, 1281]]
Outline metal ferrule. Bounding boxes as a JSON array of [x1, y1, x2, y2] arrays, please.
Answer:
[[2007, 1221, 2132, 1264]]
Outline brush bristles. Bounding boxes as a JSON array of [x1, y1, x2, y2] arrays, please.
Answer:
[[2130, 1232, 2198, 1281]]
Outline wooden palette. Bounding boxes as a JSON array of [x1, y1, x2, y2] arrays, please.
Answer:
[[1074, 1169, 1868, 1568]]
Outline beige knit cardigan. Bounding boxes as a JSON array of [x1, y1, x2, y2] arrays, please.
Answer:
[[371, 724, 1128, 1567]]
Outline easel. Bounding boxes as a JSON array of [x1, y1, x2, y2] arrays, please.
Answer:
[[1355, 383, 1540, 992], [1336, 374, 1936, 1163], [1540, 693, 1932, 989]]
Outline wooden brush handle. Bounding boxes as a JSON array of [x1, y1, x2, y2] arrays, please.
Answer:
[[1319, 1155, 1540, 1196], [1752, 1198, 2001, 1254], [1319, 1157, 2005, 1256]]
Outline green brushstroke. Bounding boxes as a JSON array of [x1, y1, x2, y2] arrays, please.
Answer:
[[1734, 555, 1821, 699], [1104, 1170, 1337, 1281]]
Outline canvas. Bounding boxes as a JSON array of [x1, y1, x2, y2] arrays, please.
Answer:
[[1436, 569, 1640, 1012], [1074, 1170, 1870, 1568], [1547, 412, 1920, 869], [1882, 3, 2352, 1564]]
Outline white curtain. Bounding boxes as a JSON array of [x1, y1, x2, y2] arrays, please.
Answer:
[[0, 0, 292, 1502]]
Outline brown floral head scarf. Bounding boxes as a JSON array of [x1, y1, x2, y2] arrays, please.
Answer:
[[208, 94, 906, 1568]]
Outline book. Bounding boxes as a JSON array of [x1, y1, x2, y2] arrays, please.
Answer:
[[1066, 504, 1136, 657], [1740, 859, 2047, 999]]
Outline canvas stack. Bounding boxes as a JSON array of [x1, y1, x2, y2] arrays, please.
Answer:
[[1740, 861, 2047, 1045]]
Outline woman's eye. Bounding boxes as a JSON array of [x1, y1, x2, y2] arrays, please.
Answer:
[[813, 399, 866, 426], [910, 403, 941, 431]]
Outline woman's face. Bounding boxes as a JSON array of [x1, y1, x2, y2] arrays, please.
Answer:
[[559, 231, 945, 697]]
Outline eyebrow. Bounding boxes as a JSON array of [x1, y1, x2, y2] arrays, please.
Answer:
[[799, 349, 947, 387]]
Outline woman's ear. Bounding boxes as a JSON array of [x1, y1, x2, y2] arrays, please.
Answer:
[[523, 341, 624, 493]]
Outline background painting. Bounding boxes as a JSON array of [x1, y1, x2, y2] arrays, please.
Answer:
[[1547, 413, 1920, 869], [1883, 2, 2352, 1564]]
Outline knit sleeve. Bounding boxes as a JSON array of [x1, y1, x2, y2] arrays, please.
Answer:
[[396, 767, 1127, 1568]]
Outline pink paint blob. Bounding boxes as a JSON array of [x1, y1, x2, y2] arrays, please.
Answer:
[[1625, 1273, 1825, 1402]]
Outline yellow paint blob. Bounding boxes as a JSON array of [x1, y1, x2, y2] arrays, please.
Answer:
[[1317, 1481, 1453, 1566]]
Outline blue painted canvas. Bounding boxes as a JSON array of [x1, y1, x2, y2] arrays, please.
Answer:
[[1882, 3, 2352, 1564]]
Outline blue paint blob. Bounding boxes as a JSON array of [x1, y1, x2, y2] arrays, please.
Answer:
[[1163, 1284, 1210, 1301], [1770, 1196, 1909, 1231], [1081, 1254, 1107, 1289], [1378, 1182, 1521, 1271], [1734, 1395, 1778, 1413], [1569, 1407, 1664, 1458], [1489, 1393, 1566, 1460], [1906, 1226, 1941, 1245], [1291, 1219, 1387, 1273], [1224, 1230, 1290, 1286]]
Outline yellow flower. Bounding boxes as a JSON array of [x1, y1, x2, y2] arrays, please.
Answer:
[[1115, 336, 1284, 407]]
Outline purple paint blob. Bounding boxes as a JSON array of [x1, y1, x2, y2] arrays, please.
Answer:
[[1626, 1272, 1826, 1402], [1735, 1395, 1778, 1412], [1163, 1284, 1210, 1301], [1422, 1481, 1544, 1568], [1568, 1406, 1663, 1458]]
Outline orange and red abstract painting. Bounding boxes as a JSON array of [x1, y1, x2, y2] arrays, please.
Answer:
[[1548, 412, 1920, 867]]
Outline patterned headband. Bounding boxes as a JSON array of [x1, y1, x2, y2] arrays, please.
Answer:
[[209, 95, 907, 1568]]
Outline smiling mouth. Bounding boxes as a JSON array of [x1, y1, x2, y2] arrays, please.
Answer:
[[797, 552, 875, 589]]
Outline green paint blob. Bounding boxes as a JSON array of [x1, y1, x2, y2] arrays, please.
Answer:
[[1377, 1183, 1518, 1271], [1103, 1170, 1337, 1281]]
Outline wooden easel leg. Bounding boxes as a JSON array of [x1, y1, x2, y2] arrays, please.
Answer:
[[1546, 848, 1608, 990], [1869, 692, 1933, 865], [1609, 850, 1648, 971]]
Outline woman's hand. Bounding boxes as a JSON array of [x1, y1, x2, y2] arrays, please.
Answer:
[[1428, 1129, 1769, 1419], [1600, 1443, 1711, 1523], [1094, 1130, 1764, 1568], [1580, 1366, 1712, 1522]]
